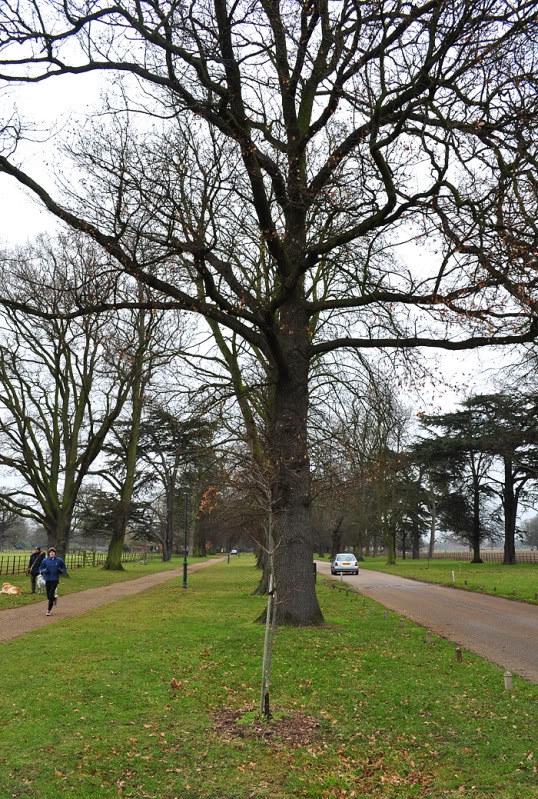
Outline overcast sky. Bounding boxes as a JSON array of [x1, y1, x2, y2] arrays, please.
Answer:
[[1, 72, 104, 242]]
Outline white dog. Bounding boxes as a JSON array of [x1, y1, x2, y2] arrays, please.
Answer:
[[37, 575, 58, 601]]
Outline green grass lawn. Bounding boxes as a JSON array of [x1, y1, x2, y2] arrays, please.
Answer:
[[0, 556, 214, 610], [340, 557, 538, 604], [1, 557, 536, 799]]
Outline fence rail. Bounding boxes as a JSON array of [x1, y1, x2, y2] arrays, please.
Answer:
[[402, 550, 538, 564], [0, 550, 162, 578]]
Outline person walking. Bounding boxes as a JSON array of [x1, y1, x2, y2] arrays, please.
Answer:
[[39, 547, 67, 616], [27, 545, 45, 594]]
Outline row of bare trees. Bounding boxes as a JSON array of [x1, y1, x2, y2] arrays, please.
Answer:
[[0, 236, 211, 563], [0, 238, 535, 590], [0, 0, 537, 622]]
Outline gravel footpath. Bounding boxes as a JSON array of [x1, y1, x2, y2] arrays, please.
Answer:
[[0, 558, 224, 644]]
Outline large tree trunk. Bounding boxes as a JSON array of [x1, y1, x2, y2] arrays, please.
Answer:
[[48, 512, 72, 560], [252, 527, 271, 595], [163, 477, 175, 562], [269, 304, 323, 626], [253, 548, 272, 596], [428, 474, 436, 558], [411, 512, 420, 559], [470, 476, 483, 564], [104, 506, 129, 571], [384, 519, 396, 564], [329, 514, 344, 559], [162, 532, 172, 562], [503, 458, 517, 565], [356, 527, 365, 561], [104, 307, 147, 570], [194, 522, 207, 557]]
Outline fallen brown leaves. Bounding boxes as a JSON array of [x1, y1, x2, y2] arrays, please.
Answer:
[[212, 707, 320, 747]]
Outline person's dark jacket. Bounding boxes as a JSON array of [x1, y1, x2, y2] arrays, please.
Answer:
[[39, 556, 67, 581], [28, 551, 45, 575]]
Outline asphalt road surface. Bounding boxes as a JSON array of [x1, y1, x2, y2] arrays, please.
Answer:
[[315, 561, 538, 685]]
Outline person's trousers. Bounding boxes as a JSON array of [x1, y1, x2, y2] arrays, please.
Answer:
[[46, 580, 59, 611], [30, 574, 37, 593]]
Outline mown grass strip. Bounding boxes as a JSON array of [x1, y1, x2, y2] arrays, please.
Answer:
[[349, 556, 538, 603], [2, 557, 536, 799]]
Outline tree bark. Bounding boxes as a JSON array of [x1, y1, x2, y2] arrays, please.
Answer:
[[104, 301, 149, 570], [269, 306, 323, 626], [252, 541, 271, 595], [470, 473, 483, 564], [428, 474, 436, 558], [47, 512, 72, 560], [384, 521, 396, 565], [329, 514, 344, 559], [411, 512, 420, 560], [104, 507, 128, 571], [503, 458, 517, 565]]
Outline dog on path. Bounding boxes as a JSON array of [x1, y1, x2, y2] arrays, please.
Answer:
[[2, 582, 21, 596], [36, 575, 58, 601]]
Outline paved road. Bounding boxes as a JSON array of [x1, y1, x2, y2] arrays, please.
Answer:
[[316, 561, 538, 684]]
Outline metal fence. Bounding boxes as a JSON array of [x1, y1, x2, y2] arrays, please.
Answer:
[[0, 550, 162, 578], [405, 550, 538, 564]]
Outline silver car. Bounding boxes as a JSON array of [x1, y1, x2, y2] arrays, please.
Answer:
[[331, 553, 359, 575]]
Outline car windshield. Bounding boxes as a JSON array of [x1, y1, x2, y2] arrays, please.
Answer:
[[336, 554, 355, 560]]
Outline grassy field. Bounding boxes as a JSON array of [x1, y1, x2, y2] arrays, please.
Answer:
[[1, 556, 537, 799], [333, 557, 538, 604], [0, 555, 214, 609]]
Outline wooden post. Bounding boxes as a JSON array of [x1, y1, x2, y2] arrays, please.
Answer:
[[456, 647, 462, 662], [400, 618, 404, 629], [426, 630, 432, 644], [504, 671, 513, 691], [383, 610, 387, 620]]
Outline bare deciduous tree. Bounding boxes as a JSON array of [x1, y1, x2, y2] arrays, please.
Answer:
[[0, 236, 139, 556]]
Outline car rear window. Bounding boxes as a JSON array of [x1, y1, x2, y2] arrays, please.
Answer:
[[336, 554, 355, 559]]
